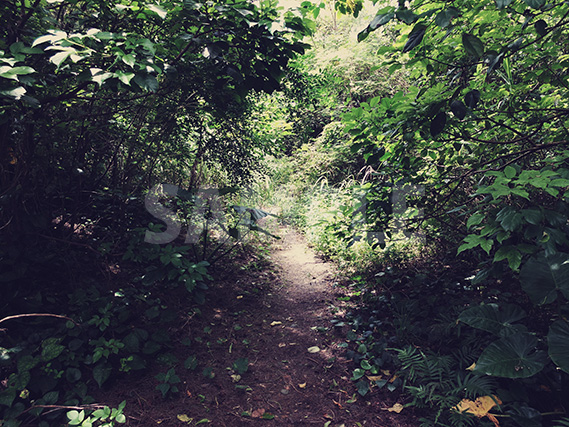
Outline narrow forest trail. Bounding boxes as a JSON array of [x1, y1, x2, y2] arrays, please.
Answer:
[[122, 227, 415, 427]]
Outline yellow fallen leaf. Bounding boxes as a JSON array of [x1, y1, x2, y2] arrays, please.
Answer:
[[389, 374, 398, 383], [307, 346, 321, 353], [466, 362, 476, 371], [389, 403, 404, 413], [366, 375, 383, 382], [487, 413, 501, 427], [236, 295, 243, 299], [177, 414, 192, 423], [270, 321, 282, 326], [278, 343, 286, 348], [381, 369, 391, 376], [453, 395, 502, 419], [231, 374, 241, 382], [298, 383, 307, 388]]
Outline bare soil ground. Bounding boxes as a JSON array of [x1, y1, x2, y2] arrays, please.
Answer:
[[108, 227, 417, 426]]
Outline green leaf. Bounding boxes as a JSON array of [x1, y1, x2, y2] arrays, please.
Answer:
[[496, 207, 523, 232], [116, 71, 135, 85], [494, 246, 522, 270], [146, 4, 168, 19], [462, 33, 484, 57], [17, 355, 37, 373], [50, 51, 71, 68], [355, 379, 369, 396], [232, 358, 249, 374], [0, 86, 27, 100], [121, 54, 136, 68], [459, 303, 526, 337], [464, 90, 481, 108], [480, 238, 493, 255], [65, 367, 82, 383], [548, 320, 569, 374], [467, 213, 485, 229], [155, 382, 170, 397], [523, 0, 545, 9], [93, 363, 112, 387], [184, 355, 198, 370], [134, 73, 159, 92], [534, 19, 547, 36], [504, 166, 517, 179], [495, 0, 513, 8], [396, 9, 417, 24], [521, 208, 542, 225], [351, 368, 365, 380], [42, 339, 65, 361], [0, 66, 35, 81], [369, 12, 395, 30], [430, 111, 446, 137], [67, 409, 85, 425], [458, 234, 493, 255], [0, 388, 17, 407], [435, 8, 459, 28], [402, 24, 426, 53], [450, 100, 467, 120], [520, 254, 569, 305], [474, 334, 547, 378], [550, 178, 569, 187]]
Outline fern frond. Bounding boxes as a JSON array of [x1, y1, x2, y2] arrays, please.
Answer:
[[553, 417, 569, 427], [454, 373, 497, 399]]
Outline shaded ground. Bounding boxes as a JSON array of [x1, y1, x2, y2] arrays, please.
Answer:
[[108, 227, 417, 426]]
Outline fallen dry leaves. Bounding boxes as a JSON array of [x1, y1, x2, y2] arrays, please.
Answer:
[[453, 395, 502, 427]]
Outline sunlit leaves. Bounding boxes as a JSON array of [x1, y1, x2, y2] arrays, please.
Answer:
[[0, 65, 35, 81]]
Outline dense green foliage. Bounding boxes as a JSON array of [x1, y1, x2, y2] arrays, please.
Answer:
[[256, 0, 569, 425], [3, 0, 569, 425], [0, 0, 312, 425]]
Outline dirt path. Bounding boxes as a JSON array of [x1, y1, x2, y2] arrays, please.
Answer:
[[123, 227, 414, 426]]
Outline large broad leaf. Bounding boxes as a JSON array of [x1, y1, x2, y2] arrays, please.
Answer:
[[474, 334, 546, 378], [462, 33, 484, 57], [450, 100, 467, 120], [430, 111, 447, 137], [403, 24, 426, 53], [520, 253, 569, 305], [358, 9, 395, 41], [495, 0, 513, 8], [464, 89, 481, 108], [459, 303, 526, 337], [396, 9, 417, 24], [369, 12, 395, 31], [523, 0, 545, 9], [548, 319, 569, 374], [93, 362, 112, 387], [435, 7, 459, 28]]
